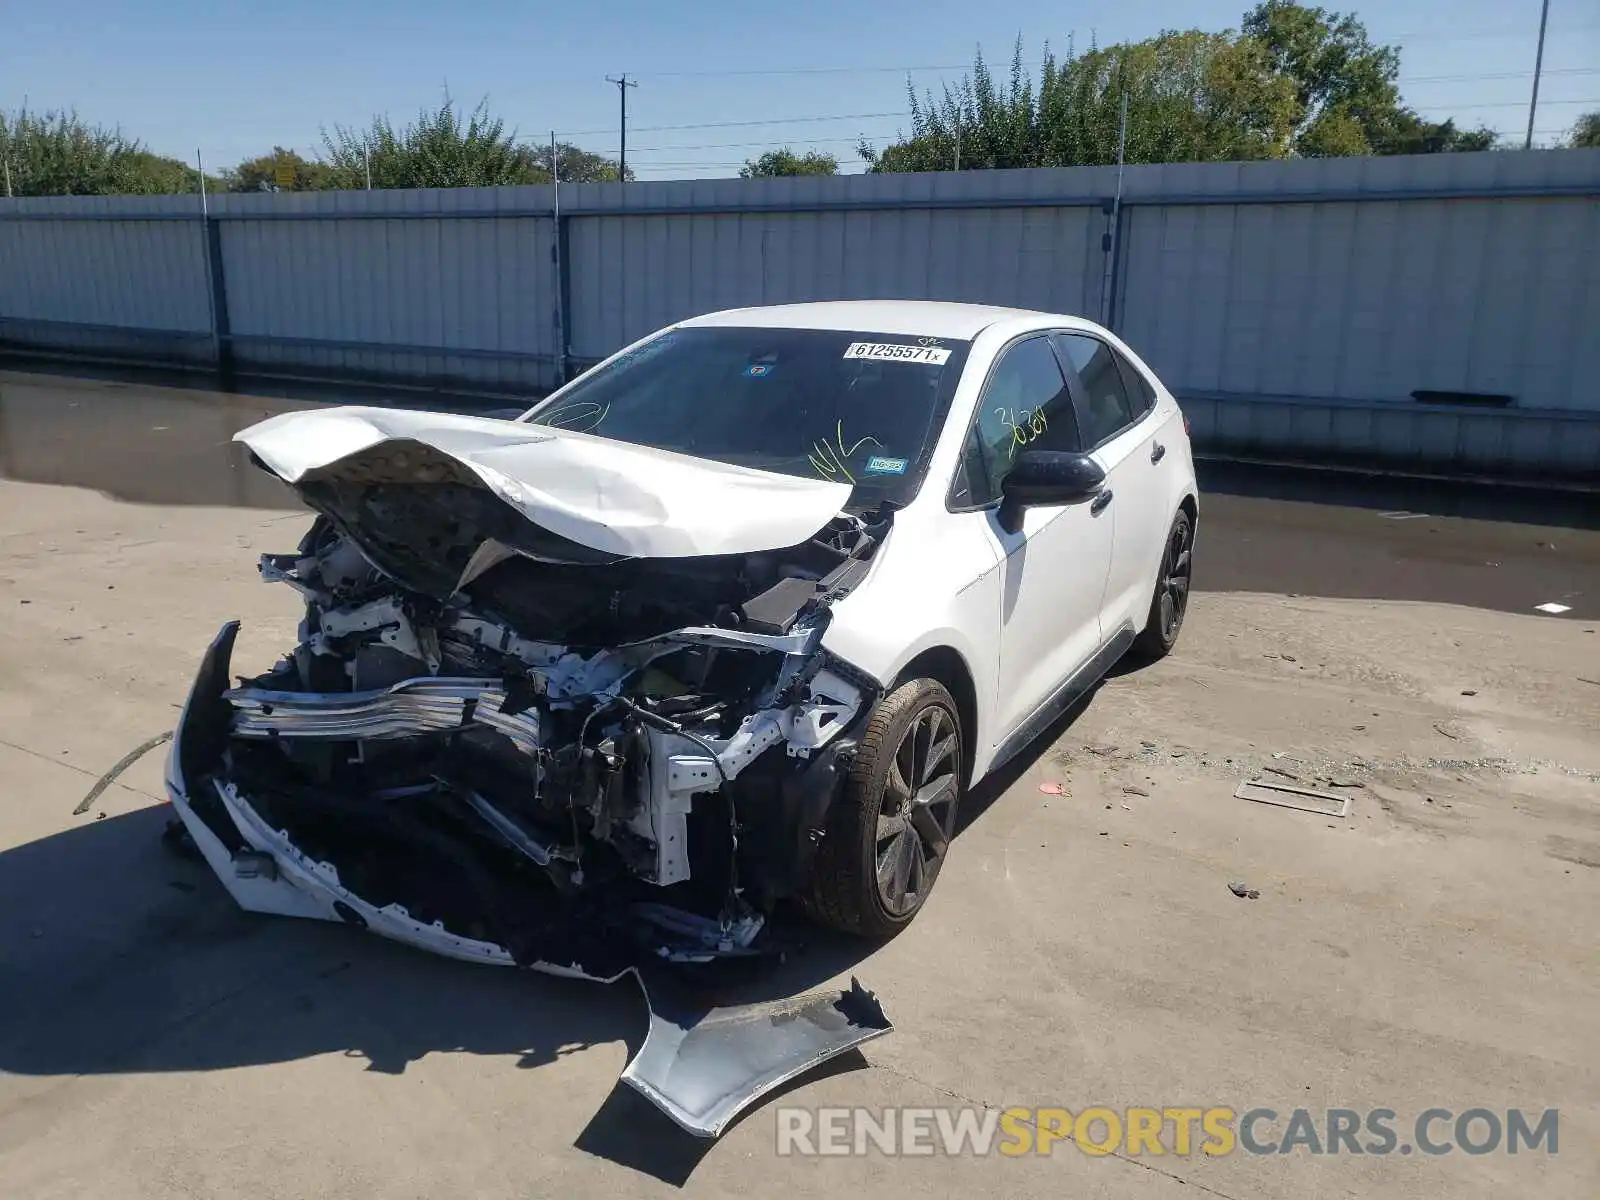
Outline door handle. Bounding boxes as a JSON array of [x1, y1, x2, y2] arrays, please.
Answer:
[[1090, 489, 1114, 515], [1150, 441, 1167, 464]]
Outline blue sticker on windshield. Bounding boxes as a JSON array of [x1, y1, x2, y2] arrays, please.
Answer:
[[864, 455, 908, 476], [744, 363, 772, 378]]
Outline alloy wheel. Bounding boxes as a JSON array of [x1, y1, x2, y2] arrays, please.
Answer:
[[874, 703, 961, 917], [1159, 519, 1192, 642]]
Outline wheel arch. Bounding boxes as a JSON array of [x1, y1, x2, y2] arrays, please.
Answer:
[[892, 644, 979, 788]]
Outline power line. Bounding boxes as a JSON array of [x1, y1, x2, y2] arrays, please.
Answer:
[[562, 25, 1600, 82], [555, 110, 911, 138], [1402, 66, 1600, 84], [1447, 97, 1598, 110], [593, 131, 903, 155]]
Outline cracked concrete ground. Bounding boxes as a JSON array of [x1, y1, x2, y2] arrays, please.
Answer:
[[1, 372, 1596, 1198]]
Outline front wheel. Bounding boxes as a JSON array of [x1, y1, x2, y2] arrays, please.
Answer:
[[803, 678, 964, 938], [1130, 508, 1194, 662]]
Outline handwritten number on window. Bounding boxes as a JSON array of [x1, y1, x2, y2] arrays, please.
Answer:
[[994, 406, 1048, 459]]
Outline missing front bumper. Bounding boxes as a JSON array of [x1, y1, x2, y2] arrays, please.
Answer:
[[163, 620, 893, 1137]]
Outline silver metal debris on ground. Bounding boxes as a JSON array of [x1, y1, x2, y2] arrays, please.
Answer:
[[1235, 779, 1353, 819], [1227, 881, 1260, 900]]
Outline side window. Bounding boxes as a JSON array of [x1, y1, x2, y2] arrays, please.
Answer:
[[1056, 333, 1137, 447], [956, 336, 1080, 507], [1116, 351, 1159, 416]]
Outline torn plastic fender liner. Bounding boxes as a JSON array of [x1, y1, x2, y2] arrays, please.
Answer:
[[623, 974, 893, 1138], [166, 621, 894, 1137]]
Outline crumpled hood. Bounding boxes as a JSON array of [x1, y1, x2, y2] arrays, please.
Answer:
[[235, 406, 853, 559]]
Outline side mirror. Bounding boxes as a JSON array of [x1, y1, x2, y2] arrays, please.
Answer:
[[997, 450, 1105, 532]]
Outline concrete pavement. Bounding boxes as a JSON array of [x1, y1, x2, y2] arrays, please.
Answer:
[[1, 370, 1596, 1198]]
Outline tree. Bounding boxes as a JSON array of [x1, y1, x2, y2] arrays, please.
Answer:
[[1569, 111, 1600, 149], [740, 148, 839, 178], [860, 33, 1297, 172], [223, 147, 334, 192], [861, 6, 1500, 173], [1241, 1, 1495, 155], [0, 105, 210, 196], [319, 96, 547, 189], [532, 141, 630, 183]]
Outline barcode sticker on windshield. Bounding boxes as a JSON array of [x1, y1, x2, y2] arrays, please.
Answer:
[[844, 342, 951, 365]]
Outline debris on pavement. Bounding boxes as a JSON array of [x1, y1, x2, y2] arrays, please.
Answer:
[[1122, 785, 1149, 797], [1037, 781, 1066, 795], [71, 730, 174, 816], [1460, 689, 1477, 696], [1434, 724, 1460, 740], [1227, 881, 1261, 900], [1534, 602, 1571, 614], [1235, 779, 1352, 818]]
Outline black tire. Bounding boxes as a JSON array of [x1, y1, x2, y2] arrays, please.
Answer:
[[803, 678, 964, 938], [1131, 508, 1194, 662]]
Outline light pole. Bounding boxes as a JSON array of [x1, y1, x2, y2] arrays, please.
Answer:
[[1524, 0, 1551, 150]]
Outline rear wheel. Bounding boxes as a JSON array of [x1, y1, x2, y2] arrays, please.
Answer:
[[804, 678, 964, 938], [1131, 508, 1193, 661]]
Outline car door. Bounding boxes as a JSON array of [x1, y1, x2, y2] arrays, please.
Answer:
[[1052, 332, 1171, 637], [950, 335, 1116, 745]]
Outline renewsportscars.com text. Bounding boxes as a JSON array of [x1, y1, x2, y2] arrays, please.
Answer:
[[775, 1106, 1560, 1158]]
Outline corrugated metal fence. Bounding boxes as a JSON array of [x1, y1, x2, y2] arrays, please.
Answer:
[[2, 149, 1598, 479]]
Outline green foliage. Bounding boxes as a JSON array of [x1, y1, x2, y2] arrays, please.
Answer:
[[319, 96, 549, 189], [0, 105, 210, 196], [740, 148, 839, 177], [1241, 2, 1496, 155], [533, 141, 631, 183], [223, 147, 334, 193], [1569, 111, 1600, 149], [861, 34, 1297, 172], [861, 4, 1506, 172]]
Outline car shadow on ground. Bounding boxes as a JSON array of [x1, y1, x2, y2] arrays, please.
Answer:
[[0, 803, 883, 1186], [955, 682, 1105, 835]]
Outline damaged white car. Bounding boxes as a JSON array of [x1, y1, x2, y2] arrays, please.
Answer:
[[164, 300, 1197, 1133]]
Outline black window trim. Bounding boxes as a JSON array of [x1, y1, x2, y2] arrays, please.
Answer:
[[944, 331, 1076, 514], [1049, 330, 1158, 454]]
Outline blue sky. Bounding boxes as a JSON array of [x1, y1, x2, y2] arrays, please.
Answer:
[[4, 0, 1598, 176]]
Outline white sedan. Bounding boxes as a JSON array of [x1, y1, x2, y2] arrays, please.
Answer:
[[165, 299, 1197, 1131]]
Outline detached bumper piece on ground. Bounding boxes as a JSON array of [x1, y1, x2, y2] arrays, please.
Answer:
[[162, 407, 899, 1135]]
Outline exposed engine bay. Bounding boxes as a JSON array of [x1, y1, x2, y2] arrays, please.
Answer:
[[205, 505, 885, 957], [164, 414, 902, 1134]]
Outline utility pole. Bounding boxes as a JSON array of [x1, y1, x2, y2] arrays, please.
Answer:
[[954, 119, 961, 172], [1099, 90, 1129, 329], [3, 155, 11, 199], [551, 128, 568, 384], [1524, 0, 1551, 150], [606, 73, 638, 181]]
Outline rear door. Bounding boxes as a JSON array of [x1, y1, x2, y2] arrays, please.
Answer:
[[951, 335, 1116, 744], [1051, 332, 1172, 637]]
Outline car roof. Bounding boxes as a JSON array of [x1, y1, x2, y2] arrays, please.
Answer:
[[677, 300, 1099, 341]]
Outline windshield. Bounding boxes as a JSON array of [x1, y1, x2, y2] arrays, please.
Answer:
[[519, 326, 971, 508]]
